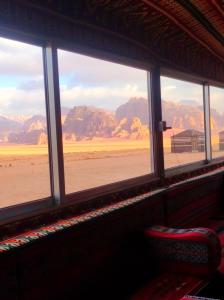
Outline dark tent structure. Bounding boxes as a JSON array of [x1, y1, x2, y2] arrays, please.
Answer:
[[171, 129, 205, 153]]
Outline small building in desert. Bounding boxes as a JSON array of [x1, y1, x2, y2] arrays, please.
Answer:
[[219, 131, 224, 151], [171, 129, 205, 153]]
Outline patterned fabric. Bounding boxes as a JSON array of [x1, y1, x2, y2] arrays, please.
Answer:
[[0, 189, 163, 253], [153, 239, 208, 264], [151, 226, 218, 236], [165, 164, 224, 186], [216, 230, 224, 274], [181, 297, 221, 300], [145, 226, 221, 276]]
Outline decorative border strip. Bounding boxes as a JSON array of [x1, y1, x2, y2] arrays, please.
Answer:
[[0, 188, 164, 253], [182, 296, 221, 300], [166, 164, 224, 186], [169, 166, 224, 188]]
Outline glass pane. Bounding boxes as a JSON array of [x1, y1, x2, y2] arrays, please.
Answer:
[[161, 76, 205, 169], [210, 86, 224, 159], [58, 50, 153, 194], [0, 37, 51, 208]]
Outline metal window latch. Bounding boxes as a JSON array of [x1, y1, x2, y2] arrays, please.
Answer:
[[159, 121, 172, 132]]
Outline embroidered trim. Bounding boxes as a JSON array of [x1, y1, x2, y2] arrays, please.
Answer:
[[0, 189, 163, 253]]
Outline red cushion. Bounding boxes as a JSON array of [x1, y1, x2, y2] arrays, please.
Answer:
[[145, 226, 221, 276]]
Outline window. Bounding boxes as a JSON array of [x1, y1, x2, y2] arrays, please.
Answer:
[[0, 37, 51, 208], [58, 50, 153, 194], [210, 86, 224, 159], [0, 34, 223, 222], [161, 76, 205, 169]]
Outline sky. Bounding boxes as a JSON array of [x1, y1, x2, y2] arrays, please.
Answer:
[[161, 76, 203, 104], [0, 36, 223, 117], [58, 49, 148, 111], [0, 37, 45, 116], [161, 76, 224, 113]]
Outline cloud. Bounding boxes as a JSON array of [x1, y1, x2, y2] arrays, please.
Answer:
[[0, 37, 46, 115], [0, 86, 46, 116], [163, 85, 176, 91], [0, 37, 149, 115], [0, 37, 222, 120], [57, 49, 149, 111], [58, 49, 148, 88], [18, 79, 44, 91], [161, 76, 203, 104], [60, 83, 147, 111], [0, 37, 43, 77]]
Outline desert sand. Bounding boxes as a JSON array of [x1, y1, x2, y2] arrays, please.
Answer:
[[0, 137, 223, 208]]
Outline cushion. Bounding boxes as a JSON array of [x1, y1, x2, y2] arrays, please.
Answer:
[[145, 226, 221, 276]]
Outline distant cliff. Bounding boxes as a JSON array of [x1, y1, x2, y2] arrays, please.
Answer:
[[8, 115, 47, 144], [0, 116, 22, 142], [1, 97, 224, 144], [115, 97, 149, 124], [162, 100, 223, 131], [63, 106, 116, 140]]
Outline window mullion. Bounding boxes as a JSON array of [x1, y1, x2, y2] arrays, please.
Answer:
[[203, 83, 212, 162], [150, 67, 165, 179], [43, 43, 65, 205]]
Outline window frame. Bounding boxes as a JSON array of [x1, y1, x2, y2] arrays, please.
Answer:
[[0, 35, 158, 223], [0, 35, 54, 223], [160, 70, 224, 175], [56, 45, 157, 203], [209, 85, 224, 162], [160, 71, 210, 175], [0, 31, 224, 225]]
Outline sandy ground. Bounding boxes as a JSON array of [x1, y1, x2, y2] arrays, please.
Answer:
[[0, 154, 51, 208], [64, 149, 151, 194], [0, 141, 151, 208], [0, 138, 223, 208]]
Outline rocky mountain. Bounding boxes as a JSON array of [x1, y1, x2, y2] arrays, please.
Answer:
[[6, 115, 32, 123], [63, 106, 116, 140], [62, 104, 149, 141], [162, 101, 204, 131], [0, 116, 22, 142], [210, 107, 224, 130], [115, 97, 224, 133], [112, 117, 149, 139], [115, 97, 149, 124], [7, 115, 47, 144], [162, 100, 224, 131], [61, 106, 70, 116], [23, 115, 46, 132], [8, 130, 47, 145], [2, 97, 224, 144], [61, 106, 70, 125]]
